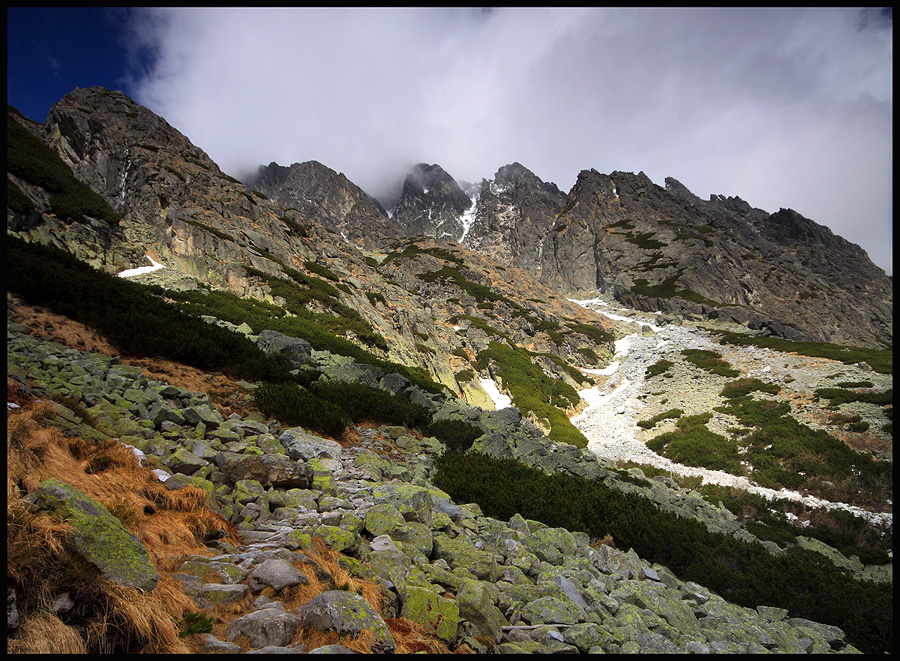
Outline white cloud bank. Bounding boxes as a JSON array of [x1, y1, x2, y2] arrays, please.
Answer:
[[125, 7, 892, 274]]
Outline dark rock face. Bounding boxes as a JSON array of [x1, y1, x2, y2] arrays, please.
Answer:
[[248, 160, 399, 248], [390, 163, 473, 240], [462, 163, 568, 274], [538, 170, 892, 348]]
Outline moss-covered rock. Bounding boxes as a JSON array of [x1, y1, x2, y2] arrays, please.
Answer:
[[364, 502, 408, 538], [400, 585, 460, 643], [297, 590, 396, 654], [456, 578, 507, 641], [30, 478, 159, 591]]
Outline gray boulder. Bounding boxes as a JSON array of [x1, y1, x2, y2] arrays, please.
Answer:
[[296, 590, 396, 654], [214, 451, 313, 489], [248, 558, 310, 593], [224, 608, 304, 649], [28, 479, 159, 591], [256, 330, 314, 367]]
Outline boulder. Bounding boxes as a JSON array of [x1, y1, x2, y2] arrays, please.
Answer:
[[456, 578, 506, 641], [224, 608, 303, 649], [364, 503, 408, 538], [400, 585, 460, 643], [256, 330, 314, 367], [214, 451, 313, 489], [29, 479, 159, 591], [296, 590, 396, 654], [247, 558, 310, 593], [279, 428, 343, 471]]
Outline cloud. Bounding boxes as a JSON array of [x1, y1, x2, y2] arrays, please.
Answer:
[[126, 7, 892, 274]]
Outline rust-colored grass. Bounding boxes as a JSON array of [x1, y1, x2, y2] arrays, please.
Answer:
[[7, 299, 458, 654], [7, 391, 235, 653]]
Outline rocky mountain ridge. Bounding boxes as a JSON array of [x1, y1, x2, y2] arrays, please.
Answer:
[[251, 155, 892, 351]]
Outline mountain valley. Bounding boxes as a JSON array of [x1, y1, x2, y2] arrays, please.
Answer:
[[6, 87, 892, 654]]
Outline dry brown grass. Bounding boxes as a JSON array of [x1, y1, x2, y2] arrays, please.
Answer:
[[6, 391, 239, 653], [8, 294, 262, 420], [6, 611, 87, 654], [7, 299, 458, 654], [8, 294, 120, 356]]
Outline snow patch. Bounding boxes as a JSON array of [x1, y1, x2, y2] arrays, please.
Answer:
[[117, 255, 166, 278], [480, 378, 512, 410], [458, 194, 478, 243]]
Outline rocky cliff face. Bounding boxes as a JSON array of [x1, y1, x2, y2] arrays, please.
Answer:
[[461, 162, 568, 274], [248, 160, 399, 249], [382, 161, 891, 349], [389, 163, 473, 241], [539, 169, 893, 348]]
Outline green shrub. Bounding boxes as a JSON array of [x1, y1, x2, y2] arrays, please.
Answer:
[[565, 321, 615, 345], [646, 359, 674, 377], [814, 387, 892, 408], [304, 260, 340, 282], [179, 612, 215, 637], [454, 369, 475, 383], [646, 413, 742, 473], [7, 113, 119, 225], [476, 341, 587, 448], [637, 408, 684, 429], [713, 330, 892, 374], [253, 381, 347, 438], [717, 396, 892, 507], [431, 450, 892, 655], [6, 236, 286, 383], [7, 178, 35, 214], [681, 349, 740, 377], [423, 418, 483, 453], [720, 378, 780, 399], [310, 381, 432, 430]]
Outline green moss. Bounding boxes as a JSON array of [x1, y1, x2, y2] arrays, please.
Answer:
[[713, 330, 892, 374], [476, 341, 588, 448]]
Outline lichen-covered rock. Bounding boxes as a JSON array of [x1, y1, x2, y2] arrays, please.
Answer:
[[456, 578, 506, 641], [29, 479, 159, 591], [224, 608, 303, 649], [399, 585, 460, 643], [370, 483, 441, 527], [519, 595, 588, 626], [296, 590, 396, 654], [432, 533, 501, 582], [363, 502, 408, 538]]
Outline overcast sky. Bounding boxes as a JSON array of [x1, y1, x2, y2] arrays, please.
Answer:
[[7, 7, 893, 275]]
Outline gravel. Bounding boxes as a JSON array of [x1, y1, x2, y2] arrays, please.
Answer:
[[569, 299, 892, 528]]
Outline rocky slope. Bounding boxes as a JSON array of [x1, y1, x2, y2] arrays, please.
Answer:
[[539, 170, 893, 349], [5, 86, 892, 652], [386, 162, 474, 241], [7, 89, 618, 413], [6, 300, 866, 654], [248, 160, 400, 249]]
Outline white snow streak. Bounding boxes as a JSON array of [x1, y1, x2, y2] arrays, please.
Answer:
[[480, 378, 512, 410], [117, 255, 166, 278]]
